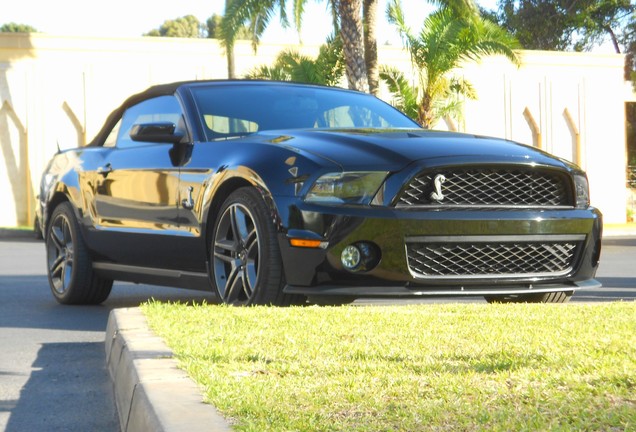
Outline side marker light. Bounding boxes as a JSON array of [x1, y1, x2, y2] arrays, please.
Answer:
[[289, 238, 323, 248]]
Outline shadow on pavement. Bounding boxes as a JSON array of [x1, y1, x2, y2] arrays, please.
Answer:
[[0, 229, 39, 242], [595, 277, 636, 290], [0, 275, 218, 332], [3, 342, 118, 432]]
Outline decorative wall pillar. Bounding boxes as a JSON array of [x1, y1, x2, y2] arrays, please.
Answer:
[[0, 100, 31, 226]]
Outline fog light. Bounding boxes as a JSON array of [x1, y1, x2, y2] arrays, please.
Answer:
[[340, 242, 381, 272], [341, 245, 361, 270]]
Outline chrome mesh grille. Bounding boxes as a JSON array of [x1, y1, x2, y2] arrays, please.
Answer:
[[406, 237, 581, 279], [397, 168, 570, 207]]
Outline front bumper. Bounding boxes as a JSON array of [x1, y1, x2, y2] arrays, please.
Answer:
[[277, 201, 603, 298]]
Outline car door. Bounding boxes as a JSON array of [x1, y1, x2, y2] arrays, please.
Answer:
[[83, 95, 186, 269]]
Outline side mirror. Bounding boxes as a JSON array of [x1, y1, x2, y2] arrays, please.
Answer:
[[130, 122, 185, 144]]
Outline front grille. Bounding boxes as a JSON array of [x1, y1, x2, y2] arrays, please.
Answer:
[[396, 167, 570, 207], [406, 235, 584, 279]]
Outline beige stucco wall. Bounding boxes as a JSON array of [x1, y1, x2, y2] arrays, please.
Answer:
[[0, 33, 628, 227]]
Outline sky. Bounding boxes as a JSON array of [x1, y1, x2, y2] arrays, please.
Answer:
[[3, 0, 499, 46]]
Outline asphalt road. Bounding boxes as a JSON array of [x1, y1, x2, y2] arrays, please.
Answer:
[[0, 235, 634, 431], [0, 238, 218, 432]]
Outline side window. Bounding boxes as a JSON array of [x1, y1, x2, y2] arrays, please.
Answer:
[[103, 119, 121, 148], [116, 95, 186, 148]]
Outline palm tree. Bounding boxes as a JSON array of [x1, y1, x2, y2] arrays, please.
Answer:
[[382, 0, 520, 128], [221, 0, 374, 92], [221, 0, 483, 92], [246, 34, 345, 86], [221, 0, 315, 79], [363, 0, 478, 95]]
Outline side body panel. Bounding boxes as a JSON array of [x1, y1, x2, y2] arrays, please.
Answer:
[[79, 144, 185, 269]]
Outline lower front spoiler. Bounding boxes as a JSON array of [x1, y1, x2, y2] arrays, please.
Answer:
[[284, 279, 601, 297]]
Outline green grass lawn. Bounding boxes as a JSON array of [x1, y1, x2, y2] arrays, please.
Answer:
[[141, 302, 636, 431]]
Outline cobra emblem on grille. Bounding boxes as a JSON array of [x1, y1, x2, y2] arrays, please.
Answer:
[[430, 174, 446, 202]]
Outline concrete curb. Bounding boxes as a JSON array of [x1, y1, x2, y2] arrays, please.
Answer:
[[602, 223, 636, 237], [105, 308, 232, 432]]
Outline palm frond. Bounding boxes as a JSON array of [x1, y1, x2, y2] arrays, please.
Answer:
[[426, 0, 478, 20], [292, 0, 305, 31], [244, 37, 345, 86], [248, 5, 278, 50], [386, 0, 419, 59], [316, 33, 346, 86], [379, 66, 419, 121], [222, 0, 291, 51], [448, 76, 477, 100], [276, 0, 290, 28], [246, 65, 290, 81], [430, 95, 464, 127], [458, 18, 521, 66]]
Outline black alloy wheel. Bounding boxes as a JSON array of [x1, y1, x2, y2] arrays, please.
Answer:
[[46, 202, 113, 305], [211, 187, 301, 306]]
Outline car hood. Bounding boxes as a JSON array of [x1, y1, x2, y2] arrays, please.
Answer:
[[256, 128, 574, 172]]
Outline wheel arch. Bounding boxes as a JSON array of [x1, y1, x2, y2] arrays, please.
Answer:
[[43, 191, 71, 234], [202, 174, 280, 252]]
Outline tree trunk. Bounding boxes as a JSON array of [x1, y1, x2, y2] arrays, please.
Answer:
[[226, 41, 236, 78], [418, 93, 433, 128], [604, 25, 621, 54], [223, 0, 237, 78], [338, 0, 369, 92], [363, 0, 379, 95]]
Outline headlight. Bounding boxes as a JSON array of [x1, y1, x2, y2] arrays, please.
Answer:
[[305, 171, 388, 205], [574, 174, 590, 209]]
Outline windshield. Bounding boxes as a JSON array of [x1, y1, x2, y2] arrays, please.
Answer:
[[189, 84, 419, 140]]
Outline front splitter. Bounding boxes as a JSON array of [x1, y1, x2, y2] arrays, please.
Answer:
[[284, 279, 601, 297]]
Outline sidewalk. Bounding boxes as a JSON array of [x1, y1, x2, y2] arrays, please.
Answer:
[[603, 223, 636, 237]]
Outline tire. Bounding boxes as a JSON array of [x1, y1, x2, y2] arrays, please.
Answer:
[[34, 215, 43, 240], [211, 187, 304, 306], [485, 291, 573, 304], [45, 202, 113, 305]]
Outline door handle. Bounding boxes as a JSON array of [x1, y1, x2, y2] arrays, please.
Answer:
[[181, 186, 194, 210], [97, 163, 112, 176]]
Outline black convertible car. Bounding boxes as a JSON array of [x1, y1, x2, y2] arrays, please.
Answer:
[[38, 80, 602, 306]]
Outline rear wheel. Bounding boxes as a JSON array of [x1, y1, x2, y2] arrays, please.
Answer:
[[484, 291, 573, 304], [46, 202, 113, 305], [211, 187, 304, 306]]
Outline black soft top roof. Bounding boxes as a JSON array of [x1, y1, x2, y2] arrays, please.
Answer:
[[87, 79, 339, 147], [87, 79, 200, 147]]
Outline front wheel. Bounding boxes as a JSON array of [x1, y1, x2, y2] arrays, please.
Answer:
[[46, 202, 113, 305], [211, 187, 303, 306], [484, 291, 573, 304]]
